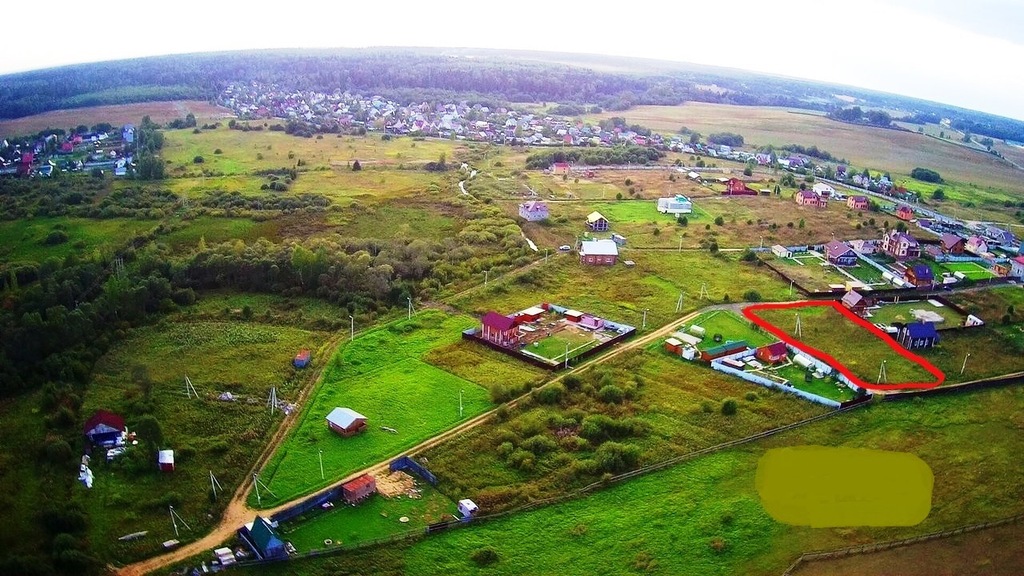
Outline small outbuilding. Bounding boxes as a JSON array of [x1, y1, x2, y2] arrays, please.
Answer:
[[841, 290, 869, 316], [326, 407, 368, 437], [341, 474, 377, 504], [293, 349, 311, 368], [664, 338, 683, 355], [245, 516, 287, 560], [755, 342, 788, 364], [516, 305, 546, 323], [579, 314, 605, 330], [905, 265, 935, 288], [84, 410, 126, 446], [458, 499, 479, 520], [158, 450, 175, 472], [898, 322, 939, 350]]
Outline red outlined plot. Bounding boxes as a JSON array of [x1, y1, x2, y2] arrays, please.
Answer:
[[742, 301, 945, 391]]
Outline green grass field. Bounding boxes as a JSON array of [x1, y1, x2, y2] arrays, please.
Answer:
[[252, 309, 545, 507], [771, 363, 857, 403], [0, 217, 151, 264], [943, 261, 997, 280], [79, 318, 332, 562], [868, 299, 968, 328], [528, 331, 598, 361], [279, 483, 457, 551], [689, 310, 775, 350], [238, 384, 1024, 576]]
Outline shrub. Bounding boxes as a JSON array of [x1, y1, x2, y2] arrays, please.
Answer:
[[594, 441, 641, 473], [193, 155, 204, 164], [598, 384, 625, 404], [742, 290, 762, 302], [721, 398, 738, 415], [471, 547, 499, 566], [43, 230, 69, 245], [521, 435, 558, 455], [714, 216, 725, 226], [506, 449, 535, 471], [744, 392, 758, 402], [496, 441, 514, 458], [213, 148, 222, 154], [535, 383, 565, 405], [709, 537, 728, 553]]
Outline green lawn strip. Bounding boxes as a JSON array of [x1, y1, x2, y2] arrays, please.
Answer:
[[0, 216, 149, 264], [78, 319, 329, 563], [689, 310, 775, 350], [279, 484, 458, 551], [868, 300, 967, 328], [770, 363, 857, 403]]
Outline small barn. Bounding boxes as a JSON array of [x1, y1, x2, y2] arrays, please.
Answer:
[[905, 265, 935, 288], [481, 311, 518, 346], [664, 338, 683, 355], [341, 474, 377, 504], [516, 305, 546, 323], [551, 162, 570, 176], [564, 310, 584, 323], [158, 450, 175, 472], [293, 349, 311, 369], [772, 245, 792, 258], [586, 211, 609, 232], [841, 290, 869, 316], [723, 178, 757, 196], [326, 407, 368, 437], [245, 516, 287, 560], [83, 410, 126, 446], [458, 499, 479, 520], [898, 322, 939, 350], [755, 342, 788, 364]]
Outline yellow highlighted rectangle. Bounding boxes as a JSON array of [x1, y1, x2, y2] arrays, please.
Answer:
[[756, 446, 933, 528]]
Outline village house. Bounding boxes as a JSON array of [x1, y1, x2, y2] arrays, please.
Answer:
[[847, 195, 869, 210], [480, 311, 518, 346], [905, 264, 935, 288], [896, 205, 914, 221], [812, 183, 835, 197], [849, 239, 877, 254], [898, 322, 939, 350], [965, 235, 989, 256], [940, 233, 966, 255], [586, 211, 609, 232], [795, 190, 827, 208], [824, 240, 858, 267], [579, 239, 618, 266], [325, 407, 368, 437], [551, 162, 570, 175], [1010, 256, 1024, 278], [984, 226, 1016, 246], [841, 290, 869, 316], [518, 200, 549, 221], [755, 342, 788, 364], [722, 178, 758, 196], [881, 230, 921, 260]]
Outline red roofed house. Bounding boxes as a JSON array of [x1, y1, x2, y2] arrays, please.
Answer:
[[326, 407, 368, 437], [341, 473, 377, 504], [847, 195, 869, 210], [1011, 256, 1024, 278], [795, 190, 827, 208], [896, 205, 914, 221], [723, 178, 757, 196], [755, 342, 788, 364], [551, 162, 570, 176], [579, 239, 618, 266], [965, 236, 989, 256], [824, 240, 858, 267], [940, 233, 965, 255], [480, 311, 518, 346], [84, 410, 126, 446]]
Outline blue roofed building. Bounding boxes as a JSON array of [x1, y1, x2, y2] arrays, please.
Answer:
[[898, 322, 939, 350]]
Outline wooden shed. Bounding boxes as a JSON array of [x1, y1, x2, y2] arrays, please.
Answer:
[[342, 474, 377, 504], [326, 407, 368, 437], [664, 338, 683, 355]]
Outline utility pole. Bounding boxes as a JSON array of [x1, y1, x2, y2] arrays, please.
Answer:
[[960, 353, 971, 376], [349, 315, 354, 341], [318, 449, 324, 480], [407, 297, 412, 320], [642, 308, 648, 330], [484, 269, 489, 287], [678, 236, 683, 253], [459, 389, 464, 418], [564, 341, 570, 370]]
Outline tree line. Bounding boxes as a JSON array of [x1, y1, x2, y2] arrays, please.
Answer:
[[525, 145, 665, 169]]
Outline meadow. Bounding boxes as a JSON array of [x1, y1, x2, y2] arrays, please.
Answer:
[[688, 309, 775, 349], [0, 216, 152, 264], [770, 254, 887, 292], [251, 309, 544, 508], [0, 100, 230, 137], [868, 299, 969, 328], [79, 317, 332, 563], [237, 382, 1024, 576]]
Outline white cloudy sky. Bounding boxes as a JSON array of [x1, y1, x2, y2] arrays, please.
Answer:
[[5, 0, 1023, 120]]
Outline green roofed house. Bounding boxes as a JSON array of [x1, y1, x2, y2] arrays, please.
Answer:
[[245, 516, 287, 560]]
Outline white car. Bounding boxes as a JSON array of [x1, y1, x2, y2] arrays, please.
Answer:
[[558, 245, 571, 252]]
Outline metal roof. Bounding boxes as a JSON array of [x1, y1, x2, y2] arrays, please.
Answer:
[[580, 240, 618, 256]]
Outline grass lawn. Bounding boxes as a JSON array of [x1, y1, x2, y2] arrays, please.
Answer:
[[943, 261, 997, 280], [279, 483, 458, 551], [79, 318, 332, 563], [771, 364, 857, 403], [529, 331, 598, 361], [750, 305, 937, 386], [0, 216, 151, 264], [770, 254, 887, 291], [242, 385, 1024, 576], [252, 309, 543, 508], [868, 299, 968, 328], [689, 310, 775, 350]]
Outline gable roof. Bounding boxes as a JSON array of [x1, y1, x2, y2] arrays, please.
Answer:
[[910, 265, 934, 280], [481, 311, 516, 331], [586, 211, 607, 223], [249, 516, 284, 554], [940, 233, 964, 250], [887, 230, 919, 246], [326, 407, 367, 429], [759, 342, 788, 357], [906, 322, 938, 339], [343, 473, 376, 493], [842, 290, 865, 307], [825, 240, 855, 259], [580, 240, 618, 256], [84, 410, 125, 435], [520, 200, 547, 212]]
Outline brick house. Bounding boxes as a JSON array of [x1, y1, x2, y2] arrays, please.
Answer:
[[824, 240, 858, 266], [579, 239, 618, 265], [847, 195, 869, 210], [795, 190, 827, 207], [881, 230, 921, 260]]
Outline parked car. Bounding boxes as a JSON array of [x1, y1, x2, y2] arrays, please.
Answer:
[[558, 245, 571, 252]]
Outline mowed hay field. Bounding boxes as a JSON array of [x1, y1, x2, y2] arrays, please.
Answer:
[[0, 100, 231, 136], [588, 103, 1024, 195]]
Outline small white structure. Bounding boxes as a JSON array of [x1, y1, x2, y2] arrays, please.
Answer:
[[214, 547, 237, 566], [812, 183, 835, 197], [772, 245, 792, 259], [158, 450, 175, 472], [793, 354, 814, 369], [458, 499, 479, 519], [682, 346, 697, 360], [657, 195, 693, 214], [689, 325, 706, 337]]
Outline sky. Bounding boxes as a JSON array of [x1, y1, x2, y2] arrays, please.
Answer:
[[4, 0, 1024, 121]]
